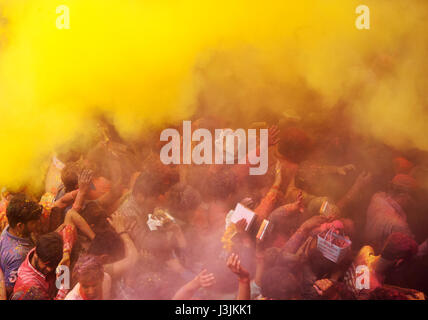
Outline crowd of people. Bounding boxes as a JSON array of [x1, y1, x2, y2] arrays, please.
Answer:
[[0, 114, 428, 300]]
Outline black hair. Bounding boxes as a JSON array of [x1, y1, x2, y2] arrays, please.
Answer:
[[142, 231, 174, 262], [6, 197, 42, 228], [72, 254, 104, 287], [35, 232, 64, 268], [61, 162, 80, 192], [308, 248, 337, 279], [133, 167, 179, 199], [381, 232, 418, 262], [206, 168, 237, 200], [261, 266, 300, 299], [277, 127, 312, 163], [166, 183, 202, 220], [80, 201, 109, 230], [88, 229, 125, 262]]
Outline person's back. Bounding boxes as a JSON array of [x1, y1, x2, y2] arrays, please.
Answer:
[[364, 192, 412, 253], [364, 174, 419, 253]]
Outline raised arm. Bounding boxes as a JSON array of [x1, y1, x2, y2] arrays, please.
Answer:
[[95, 159, 125, 213], [227, 253, 251, 300], [282, 215, 327, 254], [254, 241, 266, 290], [53, 189, 78, 209], [64, 209, 95, 240], [165, 222, 187, 250], [269, 191, 304, 221], [62, 169, 96, 241], [254, 160, 282, 222], [172, 269, 215, 300], [104, 212, 139, 279], [336, 171, 372, 212], [56, 223, 77, 268], [69, 169, 93, 213]]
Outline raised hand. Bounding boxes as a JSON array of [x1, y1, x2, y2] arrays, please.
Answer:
[[107, 211, 136, 234], [78, 168, 93, 194], [195, 269, 216, 288], [227, 253, 250, 280], [355, 171, 372, 187], [284, 191, 304, 214]]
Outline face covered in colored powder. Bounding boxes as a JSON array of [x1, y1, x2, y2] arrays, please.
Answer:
[[33, 254, 56, 276], [79, 273, 104, 300]]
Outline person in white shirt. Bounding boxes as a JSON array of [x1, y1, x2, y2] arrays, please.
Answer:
[[65, 254, 111, 300]]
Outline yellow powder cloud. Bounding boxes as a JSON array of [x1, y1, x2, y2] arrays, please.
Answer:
[[0, 0, 427, 191]]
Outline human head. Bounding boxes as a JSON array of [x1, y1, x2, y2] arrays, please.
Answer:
[[73, 254, 104, 300], [261, 266, 300, 299], [380, 232, 418, 267], [80, 201, 109, 231], [6, 197, 42, 237], [410, 165, 428, 191], [321, 135, 347, 164], [277, 127, 312, 163], [61, 162, 80, 192], [34, 232, 63, 275], [166, 183, 201, 221], [206, 168, 237, 201], [308, 248, 337, 278], [389, 174, 418, 210], [142, 231, 175, 263], [133, 166, 179, 206], [88, 230, 125, 264], [263, 248, 282, 267], [263, 248, 301, 271], [393, 157, 414, 175]]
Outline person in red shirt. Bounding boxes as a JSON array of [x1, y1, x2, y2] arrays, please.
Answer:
[[11, 232, 69, 300]]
